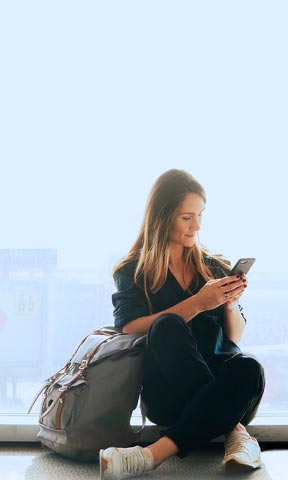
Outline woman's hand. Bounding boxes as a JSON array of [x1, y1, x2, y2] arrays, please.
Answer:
[[194, 275, 246, 313], [224, 274, 247, 311]]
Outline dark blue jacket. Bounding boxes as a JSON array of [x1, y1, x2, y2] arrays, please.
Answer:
[[112, 257, 245, 356]]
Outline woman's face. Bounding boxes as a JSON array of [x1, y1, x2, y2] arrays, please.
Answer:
[[169, 193, 205, 249]]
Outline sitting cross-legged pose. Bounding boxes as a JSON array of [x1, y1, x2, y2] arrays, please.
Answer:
[[99, 168, 265, 480]]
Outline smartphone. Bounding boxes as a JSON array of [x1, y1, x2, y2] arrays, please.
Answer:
[[229, 257, 256, 276]]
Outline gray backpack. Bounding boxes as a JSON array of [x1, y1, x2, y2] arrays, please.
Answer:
[[28, 326, 147, 461]]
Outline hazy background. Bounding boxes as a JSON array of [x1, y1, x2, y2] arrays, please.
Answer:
[[1, 0, 287, 272], [0, 1, 288, 415]]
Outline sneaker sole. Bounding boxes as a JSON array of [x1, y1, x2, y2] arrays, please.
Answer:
[[225, 457, 261, 472]]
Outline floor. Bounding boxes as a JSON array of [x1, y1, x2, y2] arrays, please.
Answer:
[[0, 443, 287, 480]]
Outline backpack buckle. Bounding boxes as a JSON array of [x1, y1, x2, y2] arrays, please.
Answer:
[[79, 359, 88, 370], [59, 385, 69, 393]]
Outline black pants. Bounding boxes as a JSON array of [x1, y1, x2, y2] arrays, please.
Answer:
[[141, 313, 265, 457]]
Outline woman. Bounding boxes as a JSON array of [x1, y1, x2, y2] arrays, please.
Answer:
[[99, 169, 265, 480]]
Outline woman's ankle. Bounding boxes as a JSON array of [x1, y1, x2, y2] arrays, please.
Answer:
[[234, 423, 247, 433], [224, 423, 247, 438], [144, 436, 179, 467]]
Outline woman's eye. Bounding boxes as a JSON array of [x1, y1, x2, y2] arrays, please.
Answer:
[[182, 217, 192, 221]]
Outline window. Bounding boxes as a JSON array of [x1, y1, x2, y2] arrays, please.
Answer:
[[1, 2, 287, 434]]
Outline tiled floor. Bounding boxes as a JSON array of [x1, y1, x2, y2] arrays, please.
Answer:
[[0, 443, 287, 480]]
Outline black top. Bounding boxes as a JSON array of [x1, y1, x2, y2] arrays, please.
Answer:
[[112, 257, 245, 356]]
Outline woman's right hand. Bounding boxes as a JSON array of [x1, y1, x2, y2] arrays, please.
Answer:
[[194, 275, 246, 312]]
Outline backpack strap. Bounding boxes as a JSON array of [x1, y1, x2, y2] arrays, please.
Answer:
[[40, 369, 87, 419], [27, 363, 72, 414], [27, 328, 114, 414], [39, 334, 115, 420]]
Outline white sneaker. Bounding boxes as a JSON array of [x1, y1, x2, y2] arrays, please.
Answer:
[[222, 429, 261, 471], [99, 445, 155, 480]]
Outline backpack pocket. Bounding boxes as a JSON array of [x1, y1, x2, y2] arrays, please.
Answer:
[[40, 378, 87, 430]]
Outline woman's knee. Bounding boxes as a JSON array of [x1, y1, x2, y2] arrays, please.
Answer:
[[230, 355, 265, 396], [147, 313, 186, 347]]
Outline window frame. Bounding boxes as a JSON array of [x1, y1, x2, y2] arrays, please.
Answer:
[[0, 413, 287, 442]]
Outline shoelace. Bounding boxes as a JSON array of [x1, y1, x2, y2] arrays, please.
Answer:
[[121, 448, 146, 475], [225, 431, 252, 457]]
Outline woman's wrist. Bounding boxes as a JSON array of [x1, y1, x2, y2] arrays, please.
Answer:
[[224, 301, 239, 313], [189, 293, 204, 317]]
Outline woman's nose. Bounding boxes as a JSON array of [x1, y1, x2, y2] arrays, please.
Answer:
[[191, 218, 201, 231]]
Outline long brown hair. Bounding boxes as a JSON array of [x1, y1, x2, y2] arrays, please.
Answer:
[[113, 169, 229, 312]]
